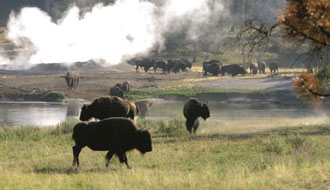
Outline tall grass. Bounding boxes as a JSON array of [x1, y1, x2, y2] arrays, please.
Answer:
[[0, 118, 330, 189]]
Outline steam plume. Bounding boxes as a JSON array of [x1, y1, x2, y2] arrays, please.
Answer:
[[1, 0, 226, 69]]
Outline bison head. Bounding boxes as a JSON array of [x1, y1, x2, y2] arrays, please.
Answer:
[[79, 104, 91, 121], [136, 129, 152, 154], [200, 103, 210, 120]]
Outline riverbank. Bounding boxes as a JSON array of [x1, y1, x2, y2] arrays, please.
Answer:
[[0, 118, 330, 189]]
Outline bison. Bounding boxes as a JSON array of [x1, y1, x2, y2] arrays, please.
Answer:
[[122, 81, 130, 94], [65, 71, 80, 89], [257, 60, 266, 74], [269, 62, 278, 73], [79, 96, 131, 121], [249, 62, 258, 75], [72, 118, 152, 168], [135, 100, 152, 118], [128, 58, 155, 72], [183, 98, 210, 134], [221, 64, 246, 77], [203, 63, 221, 77], [127, 100, 139, 120], [202, 60, 221, 73], [153, 60, 167, 73], [180, 58, 192, 69], [109, 86, 124, 98]]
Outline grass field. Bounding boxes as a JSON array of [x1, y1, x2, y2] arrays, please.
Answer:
[[1, 118, 330, 190]]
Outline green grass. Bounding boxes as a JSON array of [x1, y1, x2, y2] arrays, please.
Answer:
[[1, 118, 330, 189], [40, 91, 65, 102], [127, 87, 264, 100]]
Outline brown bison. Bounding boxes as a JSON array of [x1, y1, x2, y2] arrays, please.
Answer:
[[65, 71, 79, 89], [128, 58, 155, 72], [257, 60, 266, 74], [183, 98, 210, 134], [122, 81, 131, 94], [153, 60, 167, 73], [249, 62, 258, 75], [79, 96, 132, 121], [221, 64, 246, 77], [269, 62, 278, 73], [202, 60, 221, 72], [72, 118, 152, 168], [203, 63, 221, 77], [180, 58, 192, 69], [109, 86, 124, 98], [127, 100, 139, 120], [135, 100, 153, 118]]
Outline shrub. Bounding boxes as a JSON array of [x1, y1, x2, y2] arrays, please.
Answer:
[[286, 134, 306, 150], [51, 119, 79, 136], [157, 116, 186, 135], [315, 67, 330, 82], [264, 136, 283, 154], [40, 91, 65, 102]]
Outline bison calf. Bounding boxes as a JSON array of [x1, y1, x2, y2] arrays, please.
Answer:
[[72, 118, 152, 168], [183, 98, 210, 134]]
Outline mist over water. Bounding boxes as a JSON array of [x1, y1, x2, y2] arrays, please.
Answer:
[[0, 0, 226, 69]]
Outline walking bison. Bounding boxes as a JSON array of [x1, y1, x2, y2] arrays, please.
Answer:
[[128, 58, 155, 72], [79, 96, 131, 121], [72, 118, 152, 168], [183, 98, 210, 134], [203, 63, 221, 77], [249, 62, 258, 75], [65, 71, 79, 89]]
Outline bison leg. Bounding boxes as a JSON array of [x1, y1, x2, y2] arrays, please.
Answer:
[[72, 145, 83, 167], [186, 120, 194, 134], [192, 119, 200, 134], [105, 151, 114, 168], [117, 152, 131, 169]]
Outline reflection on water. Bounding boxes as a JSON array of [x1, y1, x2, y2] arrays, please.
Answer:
[[0, 102, 81, 126], [0, 100, 328, 126]]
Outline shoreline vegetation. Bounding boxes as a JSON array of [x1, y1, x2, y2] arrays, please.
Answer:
[[0, 118, 330, 189]]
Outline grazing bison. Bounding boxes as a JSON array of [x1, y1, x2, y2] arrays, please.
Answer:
[[129, 58, 155, 72], [166, 60, 176, 73], [153, 60, 167, 73], [72, 118, 152, 168], [183, 98, 210, 134], [110, 86, 124, 98], [79, 96, 131, 121], [180, 58, 192, 69], [203, 63, 221, 77], [221, 64, 246, 77], [257, 60, 266, 74], [249, 62, 258, 75], [65, 71, 80, 89], [135, 100, 153, 118], [269, 62, 278, 73]]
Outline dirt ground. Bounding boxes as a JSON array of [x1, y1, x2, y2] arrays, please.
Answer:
[[0, 63, 295, 101]]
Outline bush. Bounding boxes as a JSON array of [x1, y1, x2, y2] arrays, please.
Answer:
[[315, 67, 330, 82], [40, 91, 65, 102], [264, 137, 283, 154], [157, 116, 186, 135], [286, 134, 306, 150], [51, 119, 79, 136]]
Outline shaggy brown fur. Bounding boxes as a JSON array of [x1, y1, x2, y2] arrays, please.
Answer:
[[110, 86, 124, 98], [79, 96, 130, 121], [126, 100, 139, 119], [249, 62, 258, 75], [135, 101, 152, 118], [183, 98, 210, 134], [72, 118, 152, 168], [65, 71, 80, 89]]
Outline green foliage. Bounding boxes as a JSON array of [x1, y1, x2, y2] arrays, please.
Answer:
[[286, 134, 307, 150], [51, 119, 79, 136], [263, 136, 283, 154], [40, 91, 65, 102], [0, 126, 44, 141], [315, 67, 330, 81], [157, 116, 186, 135]]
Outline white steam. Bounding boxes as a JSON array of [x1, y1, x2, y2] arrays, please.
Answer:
[[1, 0, 226, 69]]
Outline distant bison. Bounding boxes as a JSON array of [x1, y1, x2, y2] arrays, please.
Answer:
[[79, 96, 131, 121], [257, 60, 266, 74], [202, 60, 220, 71], [72, 118, 152, 168], [180, 58, 192, 69], [269, 62, 278, 73], [110, 86, 124, 98], [122, 81, 131, 94], [221, 64, 246, 77], [65, 71, 79, 89], [183, 98, 210, 134], [203, 63, 221, 77], [249, 62, 258, 75], [135, 100, 153, 118], [128, 58, 155, 72], [172, 60, 187, 74], [154, 60, 167, 73]]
